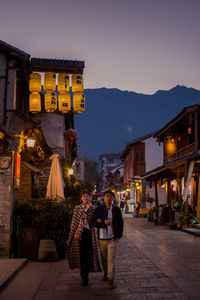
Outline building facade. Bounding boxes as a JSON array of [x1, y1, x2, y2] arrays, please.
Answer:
[[99, 153, 121, 190], [0, 40, 85, 256], [142, 104, 200, 216], [120, 133, 163, 205]]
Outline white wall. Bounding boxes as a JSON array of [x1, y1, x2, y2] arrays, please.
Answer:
[[145, 184, 167, 208], [144, 137, 163, 172], [33, 113, 65, 156]]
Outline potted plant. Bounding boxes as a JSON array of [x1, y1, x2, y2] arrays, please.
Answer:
[[152, 206, 159, 224], [142, 196, 155, 222], [160, 204, 171, 224], [13, 200, 40, 260], [13, 197, 72, 260], [34, 197, 73, 260], [179, 212, 196, 228]]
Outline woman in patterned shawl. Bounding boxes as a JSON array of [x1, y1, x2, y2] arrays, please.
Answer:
[[67, 190, 102, 286]]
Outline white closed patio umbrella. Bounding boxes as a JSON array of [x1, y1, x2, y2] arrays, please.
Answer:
[[46, 153, 65, 199]]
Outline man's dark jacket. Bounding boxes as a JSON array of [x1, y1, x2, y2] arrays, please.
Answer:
[[92, 205, 123, 240]]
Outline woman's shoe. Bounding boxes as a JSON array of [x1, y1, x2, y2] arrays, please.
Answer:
[[103, 273, 108, 281]]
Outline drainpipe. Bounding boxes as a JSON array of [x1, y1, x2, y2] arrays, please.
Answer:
[[3, 57, 9, 125]]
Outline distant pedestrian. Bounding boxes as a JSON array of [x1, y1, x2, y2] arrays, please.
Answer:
[[92, 190, 124, 289], [136, 201, 140, 217], [67, 190, 102, 286], [120, 200, 125, 213]]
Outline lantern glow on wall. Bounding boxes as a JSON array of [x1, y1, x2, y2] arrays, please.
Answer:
[[73, 93, 85, 113], [45, 92, 57, 112], [29, 73, 41, 113]]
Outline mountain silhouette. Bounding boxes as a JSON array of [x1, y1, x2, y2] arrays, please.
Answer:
[[74, 85, 200, 160]]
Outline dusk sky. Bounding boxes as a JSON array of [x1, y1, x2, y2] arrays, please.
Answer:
[[0, 0, 199, 94]]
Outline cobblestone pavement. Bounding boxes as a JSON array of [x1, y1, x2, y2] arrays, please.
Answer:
[[1, 217, 200, 300]]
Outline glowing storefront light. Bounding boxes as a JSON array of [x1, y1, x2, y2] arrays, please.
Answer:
[[27, 137, 35, 148]]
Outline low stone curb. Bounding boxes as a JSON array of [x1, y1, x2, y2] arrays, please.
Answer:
[[179, 227, 200, 237], [0, 258, 29, 293]]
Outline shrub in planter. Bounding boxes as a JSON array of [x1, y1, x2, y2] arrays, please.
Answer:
[[179, 212, 196, 228], [34, 197, 73, 259], [142, 196, 155, 210], [147, 209, 153, 222], [13, 197, 73, 260], [161, 205, 171, 223], [13, 201, 39, 259], [174, 196, 183, 212]]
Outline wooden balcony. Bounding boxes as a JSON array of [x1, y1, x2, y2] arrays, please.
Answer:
[[164, 142, 196, 163]]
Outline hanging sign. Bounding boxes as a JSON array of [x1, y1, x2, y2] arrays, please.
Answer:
[[14, 152, 21, 189]]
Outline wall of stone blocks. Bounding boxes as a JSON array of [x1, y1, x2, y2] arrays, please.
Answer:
[[17, 164, 31, 203], [0, 155, 13, 256]]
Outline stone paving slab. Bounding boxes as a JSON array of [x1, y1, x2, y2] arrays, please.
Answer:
[[0, 258, 28, 292], [1, 217, 200, 299]]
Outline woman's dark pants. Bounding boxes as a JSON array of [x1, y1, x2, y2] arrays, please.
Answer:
[[79, 228, 93, 281]]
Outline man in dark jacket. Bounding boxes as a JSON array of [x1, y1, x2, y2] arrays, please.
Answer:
[[92, 190, 123, 289]]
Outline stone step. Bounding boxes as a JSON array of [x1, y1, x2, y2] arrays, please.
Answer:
[[0, 258, 28, 293], [193, 224, 200, 230], [181, 227, 200, 237]]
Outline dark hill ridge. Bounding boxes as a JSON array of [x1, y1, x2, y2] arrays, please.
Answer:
[[74, 85, 200, 160]]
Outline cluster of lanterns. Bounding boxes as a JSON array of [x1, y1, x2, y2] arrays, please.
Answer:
[[29, 72, 85, 114]]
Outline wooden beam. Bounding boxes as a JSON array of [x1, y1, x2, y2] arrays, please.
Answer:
[[184, 162, 189, 212]]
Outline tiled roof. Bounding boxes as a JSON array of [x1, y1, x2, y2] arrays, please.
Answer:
[[31, 58, 85, 68], [120, 130, 158, 159], [0, 40, 30, 60], [0, 41, 85, 70], [155, 104, 200, 138]]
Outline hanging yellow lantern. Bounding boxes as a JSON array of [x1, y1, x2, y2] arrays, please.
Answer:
[[72, 74, 84, 93], [73, 93, 85, 113], [58, 93, 71, 113], [58, 73, 70, 93], [29, 73, 41, 92], [29, 92, 41, 113], [45, 92, 57, 112], [44, 72, 56, 91]]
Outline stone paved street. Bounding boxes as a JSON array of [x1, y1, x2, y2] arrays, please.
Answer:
[[1, 216, 200, 300]]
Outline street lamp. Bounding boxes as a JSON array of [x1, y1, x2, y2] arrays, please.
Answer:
[[68, 168, 73, 175], [27, 136, 35, 148]]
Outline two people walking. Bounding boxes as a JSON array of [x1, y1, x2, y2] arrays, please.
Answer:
[[67, 190, 123, 288]]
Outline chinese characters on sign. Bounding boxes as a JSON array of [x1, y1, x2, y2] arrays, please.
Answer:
[[73, 160, 84, 181]]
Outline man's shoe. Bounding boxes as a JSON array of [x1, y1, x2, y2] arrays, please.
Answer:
[[103, 274, 108, 281], [82, 277, 88, 286], [108, 279, 116, 289]]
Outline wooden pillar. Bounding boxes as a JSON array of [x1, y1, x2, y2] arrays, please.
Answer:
[[184, 162, 188, 212], [155, 181, 158, 208], [191, 176, 195, 211], [176, 168, 180, 201], [167, 179, 171, 205], [197, 176, 200, 218]]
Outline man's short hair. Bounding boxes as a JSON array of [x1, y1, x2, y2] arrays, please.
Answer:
[[104, 190, 115, 198], [80, 190, 90, 197]]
